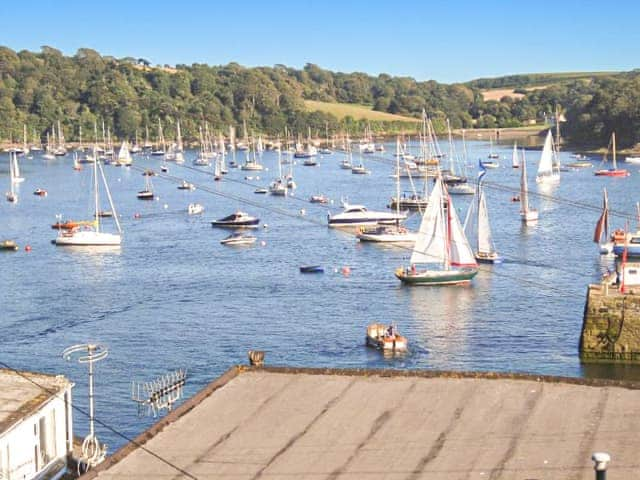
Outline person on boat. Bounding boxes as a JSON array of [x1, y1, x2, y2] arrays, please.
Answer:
[[387, 325, 395, 338]]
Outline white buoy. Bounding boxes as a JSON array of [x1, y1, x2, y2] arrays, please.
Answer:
[[260, 241, 266, 246], [164, 204, 168, 209], [299, 209, 306, 216], [263, 224, 268, 229]]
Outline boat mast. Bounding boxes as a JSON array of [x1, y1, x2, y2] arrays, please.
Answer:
[[520, 149, 529, 215], [395, 137, 401, 224], [612, 132, 617, 170], [444, 180, 451, 271], [93, 157, 100, 232]]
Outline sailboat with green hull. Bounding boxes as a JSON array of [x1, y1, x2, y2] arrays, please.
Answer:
[[395, 175, 478, 285]]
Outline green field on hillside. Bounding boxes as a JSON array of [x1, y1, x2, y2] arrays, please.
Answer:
[[304, 100, 420, 123]]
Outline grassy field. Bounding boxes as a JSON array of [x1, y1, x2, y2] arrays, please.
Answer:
[[304, 100, 421, 123]]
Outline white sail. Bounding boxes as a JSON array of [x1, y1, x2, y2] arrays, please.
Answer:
[[520, 149, 529, 214], [512, 141, 519, 168], [117, 141, 131, 165], [410, 178, 447, 265], [12, 152, 24, 182], [448, 188, 477, 267], [477, 189, 493, 255], [536, 130, 560, 183]]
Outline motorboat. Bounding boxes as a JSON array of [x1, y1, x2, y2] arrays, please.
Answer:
[[351, 164, 370, 175], [98, 210, 113, 218], [211, 211, 260, 228], [254, 188, 268, 194], [33, 188, 48, 197], [357, 225, 416, 244], [448, 183, 475, 195], [0, 240, 19, 251], [187, 203, 204, 215], [177, 180, 195, 190], [220, 232, 257, 245], [137, 190, 154, 200], [481, 160, 499, 169], [328, 202, 407, 228], [51, 220, 83, 230], [300, 265, 324, 273], [365, 324, 407, 352], [625, 156, 640, 164], [309, 194, 329, 204]]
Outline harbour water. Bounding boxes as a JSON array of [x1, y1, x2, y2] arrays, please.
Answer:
[[1, 138, 639, 450]]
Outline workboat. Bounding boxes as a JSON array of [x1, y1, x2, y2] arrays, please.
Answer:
[[365, 324, 408, 352], [300, 265, 324, 273], [187, 203, 204, 215], [328, 202, 407, 228], [220, 232, 257, 245], [0, 240, 19, 251], [211, 211, 260, 228]]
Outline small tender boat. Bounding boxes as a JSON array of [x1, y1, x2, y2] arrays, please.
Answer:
[[365, 324, 407, 352], [567, 161, 592, 168], [300, 265, 324, 273], [303, 158, 318, 166], [211, 211, 260, 228], [177, 180, 195, 190], [137, 190, 154, 200], [0, 240, 19, 251], [220, 232, 257, 245], [187, 203, 204, 215], [160, 164, 168, 173], [481, 160, 499, 169], [51, 220, 82, 230], [98, 210, 113, 218], [625, 156, 640, 164], [254, 188, 268, 194], [351, 164, 370, 174], [309, 194, 329, 204], [33, 188, 48, 196]]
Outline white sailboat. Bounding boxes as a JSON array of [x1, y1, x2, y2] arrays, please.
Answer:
[[269, 137, 287, 196], [6, 153, 18, 203], [54, 160, 122, 246], [116, 141, 132, 166], [520, 149, 539, 223], [511, 141, 519, 168], [535, 130, 560, 184], [11, 152, 24, 183], [464, 176, 501, 263], [357, 139, 416, 243], [395, 176, 478, 285]]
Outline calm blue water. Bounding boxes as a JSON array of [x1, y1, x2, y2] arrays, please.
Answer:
[[1, 138, 639, 450]]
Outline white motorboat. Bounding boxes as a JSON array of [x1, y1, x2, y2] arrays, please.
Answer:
[[220, 232, 257, 245], [188, 203, 204, 215], [211, 211, 260, 228], [328, 202, 407, 228], [178, 180, 195, 190]]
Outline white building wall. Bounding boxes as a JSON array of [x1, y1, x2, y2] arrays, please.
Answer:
[[0, 386, 72, 480]]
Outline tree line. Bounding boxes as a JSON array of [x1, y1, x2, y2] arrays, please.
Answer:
[[0, 46, 638, 148]]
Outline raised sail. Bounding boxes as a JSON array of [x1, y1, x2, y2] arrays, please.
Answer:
[[536, 130, 560, 184], [448, 191, 478, 267], [410, 178, 447, 265], [512, 141, 519, 168], [477, 190, 493, 255]]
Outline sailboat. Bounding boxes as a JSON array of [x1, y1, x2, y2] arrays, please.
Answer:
[[594, 132, 629, 177], [6, 153, 18, 203], [269, 137, 288, 196], [137, 170, 155, 200], [151, 119, 166, 156], [487, 135, 499, 159], [464, 165, 501, 263], [54, 160, 122, 246], [511, 142, 519, 168], [535, 130, 560, 184], [395, 175, 478, 285], [340, 135, 353, 169], [11, 152, 24, 183], [520, 149, 539, 224], [116, 141, 132, 166], [357, 139, 416, 243], [594, 188, 614, 254], [241, 138, 263, 171]]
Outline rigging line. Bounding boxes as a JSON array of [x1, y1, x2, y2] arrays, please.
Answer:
[[128, 165, 600, 300], [0, 359, 200, 480]]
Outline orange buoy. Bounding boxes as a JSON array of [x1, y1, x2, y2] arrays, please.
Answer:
[[25, 245, 32, 252], [341, 266, 351, 276]]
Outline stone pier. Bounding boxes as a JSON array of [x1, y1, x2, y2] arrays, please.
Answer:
[[580, 282, 640, 362]]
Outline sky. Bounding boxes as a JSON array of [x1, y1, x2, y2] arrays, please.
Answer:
[[1, 0, 639, 83]]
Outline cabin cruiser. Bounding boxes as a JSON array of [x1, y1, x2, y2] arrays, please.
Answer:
[[211, 211, 260, 228], [220, 232, 257, 245], [327, 202, 407, 228]]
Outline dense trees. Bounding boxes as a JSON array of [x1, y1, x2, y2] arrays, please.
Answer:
[[0, 46, 637, 148]]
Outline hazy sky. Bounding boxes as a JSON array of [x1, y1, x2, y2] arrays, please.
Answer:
[[1, 0, 638, 83]]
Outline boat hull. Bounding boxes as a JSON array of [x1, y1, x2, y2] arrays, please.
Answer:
[[613, 244, 640, 257], [395, 267, 478, 285], [54, 231, 121, 246], [594, 169, 630, 177]]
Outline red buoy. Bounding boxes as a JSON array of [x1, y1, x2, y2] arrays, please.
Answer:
[[25, 245, 32, 252]]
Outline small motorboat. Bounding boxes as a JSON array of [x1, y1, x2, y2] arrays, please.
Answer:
[[187, 203, 204, 215], [0, 240, 19, 251], [211, 211, 260, 228], [137, 190, 154, 200], [254, 188, 268, 194], [33, 188, 48, 197], [51, 220, 81, 230], [309, 194, 329, 204], [98, 210, 113, 218], [220, 232, 257, 246], [365, 324, 407, 352], [177, 180, 195, 190], [481, 160, 499, 169], [160, 165, 168, 173], [300, 265, 324, 273], [303, 158, 318, 166]]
